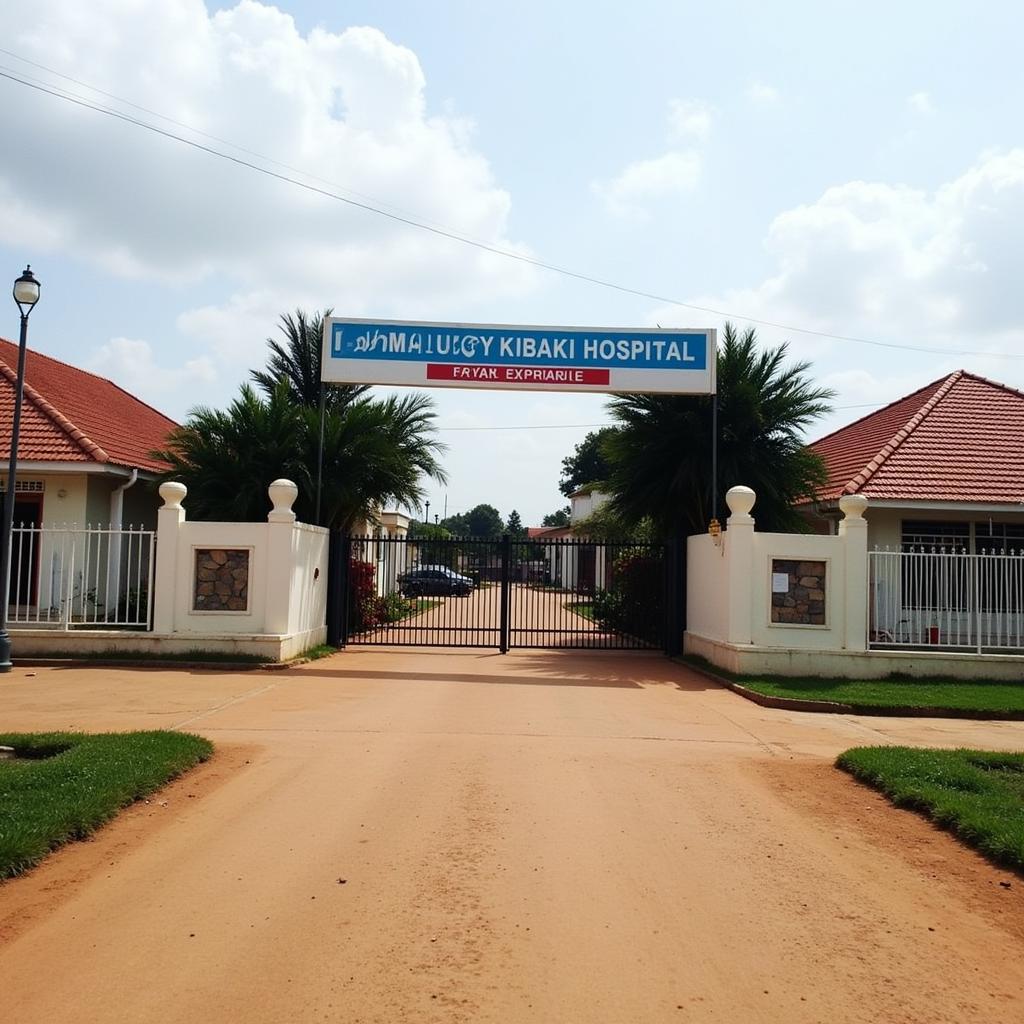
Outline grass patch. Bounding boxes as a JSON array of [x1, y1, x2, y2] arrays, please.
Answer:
[[407, 598, 440, 616], [565, 601, 595, 621], [837, 746, 1024, 871], [299, 644, 339, 661], [679, 656, 1024, 714], [29, 648, 271, 665], [0, 731, 213, 879]]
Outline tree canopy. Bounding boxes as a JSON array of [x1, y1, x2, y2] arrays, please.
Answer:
[[604, 323, 833, 537], [505, 509, 525, 538], [440, 503, 505, 538], [250, 308, 368, 412], [558, 426, 619, 497], [541, 506, 571, 527]]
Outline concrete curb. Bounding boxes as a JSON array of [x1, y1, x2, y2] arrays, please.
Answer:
[[676, 658, 1024, 721], [11, 652, 338, 673]]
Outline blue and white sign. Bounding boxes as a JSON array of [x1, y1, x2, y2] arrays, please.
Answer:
[[322, 318, 716, 395]]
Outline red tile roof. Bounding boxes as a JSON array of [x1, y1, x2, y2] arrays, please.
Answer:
[[0, 339, 178, 473], [809, 370, 1024, 504], [527, 525, 572, 539]]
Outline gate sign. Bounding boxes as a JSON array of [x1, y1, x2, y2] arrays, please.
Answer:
[[322, 318, 716, 395]]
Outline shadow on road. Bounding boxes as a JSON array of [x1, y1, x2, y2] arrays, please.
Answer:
[[287, 650, 724, 693]]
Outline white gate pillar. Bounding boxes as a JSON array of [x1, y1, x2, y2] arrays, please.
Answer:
[[725, 486, 756, 644], [153, 482, 186, 634], [265, 479, 298, 635], [838, 493, 869, 651]]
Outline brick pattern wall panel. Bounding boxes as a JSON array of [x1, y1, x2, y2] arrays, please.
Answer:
[[194, 548, 250, 612], [771, 558, 826, 625]]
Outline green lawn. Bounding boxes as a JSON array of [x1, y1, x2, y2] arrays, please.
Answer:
[[402, 598, 440, 617], [682, 658, 1024, 714], [837, 746, 1024, 870], [739, 676, 1024, 714], [0, 731, 213, 880], [565, 601, 595, 621], [300, 644, 340, 661]]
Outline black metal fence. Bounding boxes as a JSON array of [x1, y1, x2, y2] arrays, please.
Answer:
[[328, 533, 677, 653]]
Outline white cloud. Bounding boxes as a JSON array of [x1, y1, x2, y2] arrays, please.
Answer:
[[908, 90, 935, 115], [668, 99, 713, 141], [593, 98, 708, 219], [88, 337, 217, 415], [592, 152, 702, 220], [747, 81, 780, 105], [650, 149, 1024, 426], [0, 1, 538, 385]]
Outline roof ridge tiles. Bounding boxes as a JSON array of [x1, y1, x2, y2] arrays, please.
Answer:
[[841, 370, 963, 496], [954, 368, 1024, 402], [808, 373, 954, 450], [0, 359, 111, 464]]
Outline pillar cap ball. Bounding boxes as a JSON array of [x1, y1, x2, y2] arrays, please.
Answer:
[[159, 481, 187, 509], [268, 479, 299, 522], [839, 493, 869, 519], [725, 485, 756, 517]]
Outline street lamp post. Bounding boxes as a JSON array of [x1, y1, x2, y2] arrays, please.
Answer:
[[0, 266, 41, 672]]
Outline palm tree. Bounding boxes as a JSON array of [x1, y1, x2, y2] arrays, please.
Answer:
[[605, 322, 833, 536], [250, 308, 368, 411], [154, 384, 304, 522], [154, 383, 447, 530], [310, 393, 447, 532]]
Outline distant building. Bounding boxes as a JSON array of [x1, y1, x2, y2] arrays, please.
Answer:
[[528, 486, 610, 590]]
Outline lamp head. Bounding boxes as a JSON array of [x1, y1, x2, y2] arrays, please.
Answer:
[[708, 517, 723, 546], [13, 266, 40, 316]]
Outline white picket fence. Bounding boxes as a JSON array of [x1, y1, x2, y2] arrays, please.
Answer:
[[6, 525, 155, 629], [869, 547, 1024, 651]]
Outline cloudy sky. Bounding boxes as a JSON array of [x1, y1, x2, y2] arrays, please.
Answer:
[[2, 1, 1023, 525]]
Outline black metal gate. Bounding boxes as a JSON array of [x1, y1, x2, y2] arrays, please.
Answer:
[[327, 533, 680, 653]]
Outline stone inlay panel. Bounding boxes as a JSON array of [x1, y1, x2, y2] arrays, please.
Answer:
[[194, 548, 250, 612], [771, 558, 826, 625]]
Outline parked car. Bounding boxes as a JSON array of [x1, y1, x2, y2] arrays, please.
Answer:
[[398, 565, 474, 597]]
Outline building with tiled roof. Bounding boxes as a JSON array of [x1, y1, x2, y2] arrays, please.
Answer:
[[0, 338, 178, 531], [801, 370, 1024, 552]]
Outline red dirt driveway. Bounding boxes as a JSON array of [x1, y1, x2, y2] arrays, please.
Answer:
[[1, 649, 1023, 1023]]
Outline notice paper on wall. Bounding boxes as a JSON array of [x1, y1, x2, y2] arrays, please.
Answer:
[[771, 572, 790, 594]]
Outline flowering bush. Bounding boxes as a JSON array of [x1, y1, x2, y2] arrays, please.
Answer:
[[348, 560, 415, 633], [591, 551, 663, 644]]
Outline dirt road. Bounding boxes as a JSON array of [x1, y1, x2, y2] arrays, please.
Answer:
[[2, 650, 1023, 1022]]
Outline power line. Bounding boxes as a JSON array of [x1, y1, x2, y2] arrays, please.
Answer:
[[0, 49, 475, 236], [0, 62, 1017, 361]]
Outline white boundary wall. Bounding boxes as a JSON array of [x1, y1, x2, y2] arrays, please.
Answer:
[[686, 487, 868, 654], [684, 485, 1024, 679], [12, 479, 329, 662]]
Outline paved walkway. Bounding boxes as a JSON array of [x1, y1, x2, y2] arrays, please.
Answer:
[[358, 583, 624, 648], [1, 650, 1023, 1022]]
